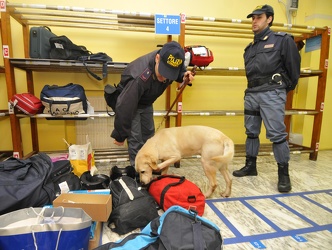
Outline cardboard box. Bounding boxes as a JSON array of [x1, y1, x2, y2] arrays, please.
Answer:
[[89, 221, 103, 250], [53, 193, 112, 222]]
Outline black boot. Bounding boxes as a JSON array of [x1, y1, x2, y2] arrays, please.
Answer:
[[278, 163, 291, 192], [233, 156, 258, 177]]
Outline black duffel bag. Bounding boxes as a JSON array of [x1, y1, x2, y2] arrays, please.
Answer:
[[0, 153, 56, 215], [49, 35, 91, 60]]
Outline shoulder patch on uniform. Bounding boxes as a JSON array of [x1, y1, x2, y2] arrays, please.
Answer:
[[275, 31, 287, 36], [140, 68, 152, 82]]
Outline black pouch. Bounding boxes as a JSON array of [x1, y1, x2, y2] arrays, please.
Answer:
[[104, 84, 122, 112], [281, 72, 297, 92]]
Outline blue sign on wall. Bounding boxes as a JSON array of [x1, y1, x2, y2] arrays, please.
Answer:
[[305, 35, 322, 53], [155, 14, 180, 35]]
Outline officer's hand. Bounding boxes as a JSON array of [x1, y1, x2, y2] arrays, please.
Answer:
[[183, 70, 195, 85], [113, 139, 124, 146]]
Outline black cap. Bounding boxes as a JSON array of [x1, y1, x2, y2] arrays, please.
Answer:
[[247, 4, 274, 18], [158, 41, 184, 81]]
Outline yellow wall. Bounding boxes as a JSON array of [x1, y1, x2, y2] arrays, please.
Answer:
[[1, 0, 331, 154]]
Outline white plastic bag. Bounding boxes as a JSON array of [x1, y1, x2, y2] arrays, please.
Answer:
[[63, 135, 96, 177]]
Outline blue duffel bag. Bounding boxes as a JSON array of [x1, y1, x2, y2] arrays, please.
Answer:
[[40, 83, 88, 116]]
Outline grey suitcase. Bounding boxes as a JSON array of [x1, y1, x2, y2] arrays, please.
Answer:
[[29, 26, 56, 59]]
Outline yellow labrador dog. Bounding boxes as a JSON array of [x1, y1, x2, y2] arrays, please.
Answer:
[[135, 125, 234, 198]]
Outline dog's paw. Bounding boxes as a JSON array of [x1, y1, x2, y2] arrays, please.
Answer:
[[220, 191, 231, 198], [203, 192, 212, 198]]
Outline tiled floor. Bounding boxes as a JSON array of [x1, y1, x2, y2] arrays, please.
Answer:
[[99, 150, 332, 249]]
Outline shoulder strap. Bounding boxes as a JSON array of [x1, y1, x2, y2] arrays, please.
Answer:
[[79, 53, 112, 81], [119, 178, 134, 200], [81, 59, 106, 81], [192, 212, 205, 250]]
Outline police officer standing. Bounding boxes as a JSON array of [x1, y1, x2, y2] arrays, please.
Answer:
[[232, 5, 301, 192], [111, 41, 195, 166]]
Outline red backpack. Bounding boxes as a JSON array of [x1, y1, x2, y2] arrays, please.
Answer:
[[184, 45, 214, 68], [147, 175, 206, 216]]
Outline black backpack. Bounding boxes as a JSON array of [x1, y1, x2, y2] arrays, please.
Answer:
[[51, 160, 81, 196], [0, 153, 56, 215], [108, 176, 159, 235]]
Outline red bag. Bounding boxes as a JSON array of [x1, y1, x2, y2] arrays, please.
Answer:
[[10, 93, 43, 115], [147, 175, 205, 216], [184, 45, 214, 67]]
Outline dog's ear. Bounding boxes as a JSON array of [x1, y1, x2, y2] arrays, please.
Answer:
[[147, 154, 159, 170]]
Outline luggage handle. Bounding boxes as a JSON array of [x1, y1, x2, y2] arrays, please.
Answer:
[[47, 83, 74, 89], [187, 195, 197, 203], [147, 175, 185, 191], [43, 26, 53, 33], [49, 100, 71, 115], [156, 175, 185, 183], [159, 176, 185, 210]]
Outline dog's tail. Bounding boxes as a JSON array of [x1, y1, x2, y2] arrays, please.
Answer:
[[211, 138, 234, 163]]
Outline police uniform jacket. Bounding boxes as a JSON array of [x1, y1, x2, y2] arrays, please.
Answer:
[[244, 27, 301, 93], [111, 50, 186, 143]]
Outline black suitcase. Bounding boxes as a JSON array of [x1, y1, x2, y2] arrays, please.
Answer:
[[51, 160, 81, 196], [29, 26, 56, 59]]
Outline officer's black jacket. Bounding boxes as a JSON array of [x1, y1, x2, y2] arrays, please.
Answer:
[[244, 27, 301, 93], [111, 50, 186, 143]]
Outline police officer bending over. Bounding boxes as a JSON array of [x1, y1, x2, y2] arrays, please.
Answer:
[[111, 41, 195, 167], [232, 5, 301, 192]]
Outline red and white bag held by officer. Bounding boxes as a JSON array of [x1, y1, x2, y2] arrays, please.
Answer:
[[9, 93, 43, 115], [147, 174, 206, 216]]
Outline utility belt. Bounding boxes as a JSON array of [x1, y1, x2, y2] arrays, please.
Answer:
[[248, 73, 283, 88]]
